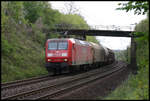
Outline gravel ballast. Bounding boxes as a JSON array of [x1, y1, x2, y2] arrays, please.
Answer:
[[54, 65, 131, 100]]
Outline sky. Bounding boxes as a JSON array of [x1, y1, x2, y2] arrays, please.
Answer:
[[49, 1, 147, 50]]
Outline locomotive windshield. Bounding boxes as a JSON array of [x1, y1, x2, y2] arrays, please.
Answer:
[[48, 42, 57, 50], [58, 42, 68, 50], [48, 41, 68, 50]]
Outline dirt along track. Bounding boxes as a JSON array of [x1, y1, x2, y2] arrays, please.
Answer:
[[1, 73, 68, 98], [55, 61, 131, 100], [1, 61, 130, 100]]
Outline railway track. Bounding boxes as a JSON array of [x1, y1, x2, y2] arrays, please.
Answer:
[[37, 62, 124, 100], [36, 61, 126, 100], [1, 61, 127, 100], [1, 62, 117, 98], [2, 75, 50, 89], [1, 73, 69, 98]]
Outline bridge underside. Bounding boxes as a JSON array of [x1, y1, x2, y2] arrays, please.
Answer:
[[43, 28, 143, 37]]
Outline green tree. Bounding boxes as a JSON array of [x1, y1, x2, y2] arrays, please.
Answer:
[[23, 2, 45, 23], [135, 18, 149, 42], [108, 1, 149, 100], [2, 1, 25, 24], [116, 1, 149, 15], [42, 7, 61, 29], [58, 14, 89, 29], [117, 1, 149, 41], [23, 1, 61, 28]]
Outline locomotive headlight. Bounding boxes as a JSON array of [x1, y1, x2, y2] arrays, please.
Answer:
[[64, 59, 68, 61], [48, 53, 53, 57], [62, 53, 67, 56], [48, 59, 51, 61]]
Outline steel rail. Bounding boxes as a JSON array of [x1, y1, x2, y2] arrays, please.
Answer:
[[2, 75, 50, 87], [2, 61, 125, 100], [36, 63, 125, 100]]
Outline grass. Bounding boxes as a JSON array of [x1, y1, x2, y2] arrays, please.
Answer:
[[103, 65, 149, 100], [1, 23, 48, 83], [96, 40, 149, 100]]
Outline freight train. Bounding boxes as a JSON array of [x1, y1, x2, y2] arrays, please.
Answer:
[[45, 38, 115, 74]]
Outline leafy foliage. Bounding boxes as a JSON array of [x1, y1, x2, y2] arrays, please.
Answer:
[[1, 35, 14, 56], [58, 14, 89, 29], [135, 18, 149, 42], [102, 2, 149, 100], [23, 2, 45, 24], [114, 50, 128, 62], [86, 36, 99, 44], [1, 1, 99, 83], [117, 1, 149, 15], [103, 64, 149, 100], [3, 2, 25, 23]]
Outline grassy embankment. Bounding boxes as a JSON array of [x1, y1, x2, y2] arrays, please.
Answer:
[[2, 22, 48, 83], [1, 1, 99, 83], [97, 18, 149, 100]]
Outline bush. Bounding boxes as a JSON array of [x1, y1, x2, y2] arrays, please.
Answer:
[[101, 16, 149, 100], [2, 35, 14, 56]]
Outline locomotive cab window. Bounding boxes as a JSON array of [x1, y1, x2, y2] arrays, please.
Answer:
[[48, 42, 57, 50], [58, 42, 68, 50], [48, 41, 68, 50]]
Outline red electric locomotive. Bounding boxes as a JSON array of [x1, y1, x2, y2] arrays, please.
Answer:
[[45, 38, 93, 74]]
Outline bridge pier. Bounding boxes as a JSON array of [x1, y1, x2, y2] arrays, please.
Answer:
[[130, 37, 138, 74]]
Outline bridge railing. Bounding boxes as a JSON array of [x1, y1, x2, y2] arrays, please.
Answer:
[[54, 24, 135, 31]]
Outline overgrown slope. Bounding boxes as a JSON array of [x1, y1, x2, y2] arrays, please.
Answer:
[[1, 1, 99, 83], [1, 18, 48, 83], [102, 2, 149, 99]]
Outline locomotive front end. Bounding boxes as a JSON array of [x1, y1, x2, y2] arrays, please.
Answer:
[[45, 39, 71, 74]]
